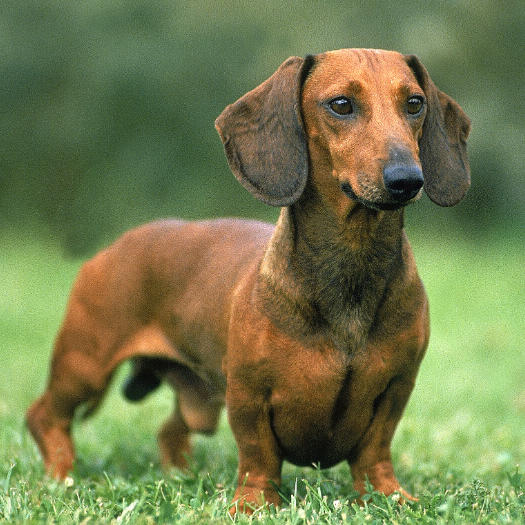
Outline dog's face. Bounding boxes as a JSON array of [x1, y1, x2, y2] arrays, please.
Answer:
[[216, 48, 470, 210], [301, 49, 427, 212]]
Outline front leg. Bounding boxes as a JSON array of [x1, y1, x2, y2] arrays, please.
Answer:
[[348, 374, 418, 501], [226, 377, 282, 515]]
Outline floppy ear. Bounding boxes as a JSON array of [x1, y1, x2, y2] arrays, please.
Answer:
[[405, 55, 471, 206], [215, 56, 312, 206]]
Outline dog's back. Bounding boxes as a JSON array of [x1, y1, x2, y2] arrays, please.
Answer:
[[68, 218, 273, 365]]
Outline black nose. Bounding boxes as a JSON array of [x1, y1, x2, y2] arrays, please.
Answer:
[[383, 163, 424, 202]]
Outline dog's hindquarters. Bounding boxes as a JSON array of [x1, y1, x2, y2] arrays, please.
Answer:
[[26, 224, 177, 477], [26, 219, 272, 477]]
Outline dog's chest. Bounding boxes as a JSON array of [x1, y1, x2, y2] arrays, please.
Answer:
[[269, 344, 392, 467]]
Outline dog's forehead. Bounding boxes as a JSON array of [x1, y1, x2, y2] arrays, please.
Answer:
[[307, 48, 418, 91], [317, 48, 407, 71]]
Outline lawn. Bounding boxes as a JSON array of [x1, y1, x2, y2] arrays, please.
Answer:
[[1, 225, 523, 523]]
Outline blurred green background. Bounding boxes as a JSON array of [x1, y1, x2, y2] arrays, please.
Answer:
[[1, 0, 523, 254]]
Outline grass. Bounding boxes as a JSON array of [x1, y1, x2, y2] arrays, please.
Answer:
[[1, 225, 524, 523]]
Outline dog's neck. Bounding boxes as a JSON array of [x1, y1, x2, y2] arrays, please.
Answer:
[[258, 196, 405, 352]]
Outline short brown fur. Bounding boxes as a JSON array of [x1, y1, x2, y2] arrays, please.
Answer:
[[27, 49, 470, 513]]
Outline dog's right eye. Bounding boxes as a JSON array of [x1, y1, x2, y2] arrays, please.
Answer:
[[328, 97, 354, 116]]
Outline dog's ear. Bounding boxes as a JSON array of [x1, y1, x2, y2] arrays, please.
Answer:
[[405, 55, 471, 207], [215, 56, 312, 206]]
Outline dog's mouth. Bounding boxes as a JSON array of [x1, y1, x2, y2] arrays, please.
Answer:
[[340, 182, 413, 211]]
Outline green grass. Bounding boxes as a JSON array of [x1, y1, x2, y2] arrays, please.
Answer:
[[1, 226, 524, 523]]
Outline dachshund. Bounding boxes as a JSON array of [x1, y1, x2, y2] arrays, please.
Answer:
[[27, 48, 470, 513]]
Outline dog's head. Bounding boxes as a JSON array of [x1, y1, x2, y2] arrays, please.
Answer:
[[215, 49, 470, 211]]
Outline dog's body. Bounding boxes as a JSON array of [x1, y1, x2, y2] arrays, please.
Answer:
[[27, 49, 470, 512]]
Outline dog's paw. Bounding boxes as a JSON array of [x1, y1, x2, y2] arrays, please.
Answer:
[[229, 485, 281, 516], [352, 460, 418, 504]]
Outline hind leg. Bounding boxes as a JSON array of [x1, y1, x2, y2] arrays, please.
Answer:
[[158, 368, 223, 469], [158, 400, 192, 469], [26, 393, 75, 479], [26, 331, 113, 478]]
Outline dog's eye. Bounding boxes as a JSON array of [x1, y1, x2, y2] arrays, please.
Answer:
[[328, 97, 354, 116], [407, 95, 424, 115]]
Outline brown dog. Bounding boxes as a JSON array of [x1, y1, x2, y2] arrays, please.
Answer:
[[27, 49, 470, 512]]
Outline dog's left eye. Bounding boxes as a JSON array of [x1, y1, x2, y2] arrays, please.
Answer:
[[407, 95, 424, 115], [328, 97, 354, 116]]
